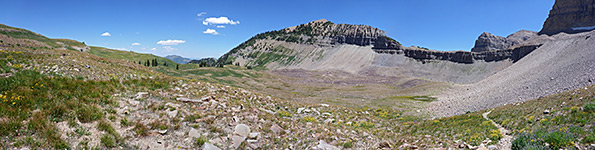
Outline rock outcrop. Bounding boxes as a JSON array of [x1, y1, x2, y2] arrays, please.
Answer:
[[376, 44, 541, 64], [471, 30, 537, 52], [539, 0, 595, 35], [471, 32, 513, 52]]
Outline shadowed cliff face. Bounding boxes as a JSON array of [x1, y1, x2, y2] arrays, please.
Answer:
[[539, 0, 595, 35], [375, 45, 541, 64]]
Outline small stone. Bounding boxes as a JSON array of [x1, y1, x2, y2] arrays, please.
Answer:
[[158, 129, 167, 135], [202, 142, 221, 150], [247, 139, 258, 143], [314, 140, 340, 150], [477, 146, 489, 150], [258, 108, 275, 114], [189, 128, 200, 138], [135, 92, 149, 99], [378, 141, 391, 149], [487, 145, 498, 149], [543, 109, 550, 114], [270, 124, 283, 134], [297, 108, 305, 114], [248, 132, 259, 139], [167, 110, 178, 118]]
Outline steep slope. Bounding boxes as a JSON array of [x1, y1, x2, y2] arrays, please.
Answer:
[[429, 30, 595, 117]]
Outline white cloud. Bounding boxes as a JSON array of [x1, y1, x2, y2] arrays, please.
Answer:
[[202, 17, 239, 25], [197, 12, 207, 16], [101, 32, 111, 37], [150, 48, 157, 51], [163, 46, 177, 52], [156, 39, 186, 45], [203, 29, 219, 35], [216, 25, 225, 28], [132, 42, 141, 46]]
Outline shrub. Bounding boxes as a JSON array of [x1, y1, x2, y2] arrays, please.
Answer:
[[584, 102, 595, 113], [195, 136, 207, 147], [544, 131, 574, 149], [134, 122, 148, 137], [76, 105, 103, 123], [100, 134, 116, 148], [583, 133, 595, 143], [184, 113, 202, 122], [302, 116, 316, 122], [277, 110, 292, 118], [342, 141, 353, 148], [97, 120, 118, 138], [120, 118, 130, 127], [512, 134, 543, 150]]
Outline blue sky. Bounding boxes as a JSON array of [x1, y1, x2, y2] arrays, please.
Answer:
[[0, 0, 554, 59]]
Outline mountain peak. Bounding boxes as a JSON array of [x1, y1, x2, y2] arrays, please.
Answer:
[[309, 19, 329, 24]]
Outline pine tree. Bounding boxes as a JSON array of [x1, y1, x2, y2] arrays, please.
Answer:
[[163, 62, 167, 66], [176, 64, 179, 70]]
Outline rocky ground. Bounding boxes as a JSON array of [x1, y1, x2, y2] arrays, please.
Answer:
[[428, 30, 595, 118]]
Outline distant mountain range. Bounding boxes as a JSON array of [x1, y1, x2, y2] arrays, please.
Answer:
[[164, 55, 192, 64]]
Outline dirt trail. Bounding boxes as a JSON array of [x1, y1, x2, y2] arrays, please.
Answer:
[[482, 111, 512, 150]]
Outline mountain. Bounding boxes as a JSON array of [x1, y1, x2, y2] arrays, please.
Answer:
[[470, 30, 537, 52], [539, 0, 595, 35], [188, 57, 217, 67], [217, 19, 542, 84], [165, 55, 192, 64]]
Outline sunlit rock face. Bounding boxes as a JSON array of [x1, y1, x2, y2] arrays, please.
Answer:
[[539, 0, 595, 35]]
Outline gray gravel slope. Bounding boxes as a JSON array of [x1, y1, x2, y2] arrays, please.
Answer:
[[428, 31, 595, 117]]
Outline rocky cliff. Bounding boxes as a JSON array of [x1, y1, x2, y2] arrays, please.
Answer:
[[539, 0, 595, 35], [471, 30, 537, 52], [217, 19, 401, 66], [376, 44, 541, 64]]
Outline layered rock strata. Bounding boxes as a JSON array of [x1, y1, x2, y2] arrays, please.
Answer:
[[375, 45, 541, 64], [539, 0, 595, 35]]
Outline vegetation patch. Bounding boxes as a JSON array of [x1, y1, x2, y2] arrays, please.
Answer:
[[489, 85, 595, 149]]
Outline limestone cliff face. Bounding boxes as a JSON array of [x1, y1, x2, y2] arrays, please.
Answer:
[[376, 45, 541, 64], [539, 0, 595, 35], [471, 30, 537, 52]]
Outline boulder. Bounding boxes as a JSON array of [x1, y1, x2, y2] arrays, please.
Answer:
[[231, 124, 250, 149], [313, 140, 340, 150], [202, 143, 221, 150], [189, 128, 200, 138], [234, 124, 250, 137]]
